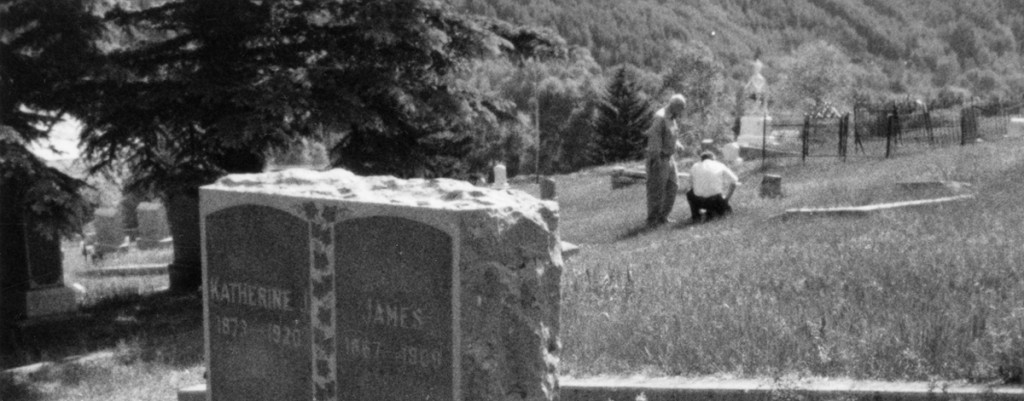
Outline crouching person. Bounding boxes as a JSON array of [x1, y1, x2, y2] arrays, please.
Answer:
[[686, 151, 740, 223]]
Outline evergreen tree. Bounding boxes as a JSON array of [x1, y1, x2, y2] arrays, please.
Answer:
[[1, 0, 101, 367], [593, 66, 651, 163], [75, 0, 555, 291], [0, 0, 100, 237]]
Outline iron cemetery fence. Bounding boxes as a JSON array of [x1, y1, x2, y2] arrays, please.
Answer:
[[743, 99, 1021, 165]]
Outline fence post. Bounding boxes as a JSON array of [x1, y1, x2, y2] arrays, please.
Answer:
[[885, 109, 893, 158], [925, 107, 934, 145], [960, 107, 965, 146], [999, 97, 1006, 137], [845, 114, 851, 160], [801, 114, 809, 163], [836, 114, 841, 158], [853, 107, 865, 154], [837, 114, 843, 160], [892, 103, 901, 146], [761, 112, 767, 171], [960, 106, 971, 146]]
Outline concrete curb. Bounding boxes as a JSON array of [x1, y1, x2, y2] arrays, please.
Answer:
[[782, 194, 975, 220], [75, 263, 168, 277], [560, 377, 1024, 401], [174, 379, 1023, 401], [3, 351, 115, 376]]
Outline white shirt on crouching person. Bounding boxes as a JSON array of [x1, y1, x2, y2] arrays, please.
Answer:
[[690, 158, 740, 198]]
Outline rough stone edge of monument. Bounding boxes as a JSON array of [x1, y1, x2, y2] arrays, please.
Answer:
[[177, 380, 1023, 401], [3, 351, 115, 376], [780, 194, 975, 221]]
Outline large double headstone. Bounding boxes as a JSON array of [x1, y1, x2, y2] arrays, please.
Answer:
[[200, 169, 562, 401]]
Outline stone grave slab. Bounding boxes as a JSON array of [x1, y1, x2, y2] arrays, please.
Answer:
[[200, 168, 562, 401], [92, 207, 125, 255], [737, 115, 772, 147], [136, 202, 171, 250], [1008, 117, 1024, 138]]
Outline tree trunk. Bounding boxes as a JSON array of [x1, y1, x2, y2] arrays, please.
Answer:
[[166, 190, 202, 293], [164, 150, 265, 293], [0, 176, 28, 368]]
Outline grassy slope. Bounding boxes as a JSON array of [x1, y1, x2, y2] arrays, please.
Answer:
[[549, 139, 1024, 381], [2, 248, 197, 401]]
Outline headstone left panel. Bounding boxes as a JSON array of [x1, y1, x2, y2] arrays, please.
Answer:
[[205, 205, 311, 401]]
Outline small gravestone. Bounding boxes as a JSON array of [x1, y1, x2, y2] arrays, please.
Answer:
[[760, 174, 783, 198], [136, 202, 171, 250], [1008, 117, 1024, 138], [700, 139, 716, 153], [737, 59, 773, 147], [120, 193, 143, 241], [610, 167, 646, 189], [540, 177, 557, 200], [199, 169, 561, 401], [92, 207, 126, 255], [721, 142, 742, 166], [737, 115, 773, 147], [493, 163, 508, 189], [676, 172, 691, 193]]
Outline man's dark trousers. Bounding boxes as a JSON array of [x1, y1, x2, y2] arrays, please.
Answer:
[[686, 189, 731, 221], [646, 156, 678, 224]]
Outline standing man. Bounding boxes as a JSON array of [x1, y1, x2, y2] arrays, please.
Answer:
[[645, 94, 687, 227], [687, 151, 740, 222]]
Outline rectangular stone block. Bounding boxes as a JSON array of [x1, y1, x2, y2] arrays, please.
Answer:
[[136, 202, 171, 250], [200, 169, 562, 401], [92, 207, 125, 255], [737, 115, 772, 147], [1008, 117, 1024, 138], [25, 215, 64, 288], [25, 286, 77, 318]]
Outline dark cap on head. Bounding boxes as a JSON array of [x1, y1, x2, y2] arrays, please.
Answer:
[[700, 151, 716, 161]]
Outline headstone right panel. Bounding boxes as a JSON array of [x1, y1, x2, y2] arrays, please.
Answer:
[[334, 216, 454, 401]]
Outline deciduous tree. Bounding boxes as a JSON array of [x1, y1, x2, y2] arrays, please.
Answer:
[[778, 41, 855, 112]]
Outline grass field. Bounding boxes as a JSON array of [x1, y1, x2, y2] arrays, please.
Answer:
[[2, 247, 196, 401], [4, 137, 1024, 400], [64, 246, 173, 306], [550, 139, 1024, 382]]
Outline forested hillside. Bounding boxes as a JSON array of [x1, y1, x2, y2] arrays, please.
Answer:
[[452, 0, 1024, 99]]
